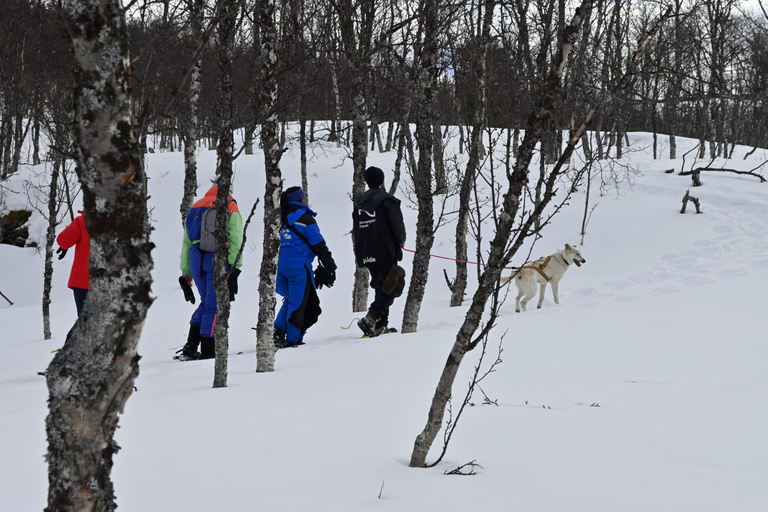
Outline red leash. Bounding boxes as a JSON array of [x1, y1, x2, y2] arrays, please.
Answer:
[[402, 247, 515, 270]]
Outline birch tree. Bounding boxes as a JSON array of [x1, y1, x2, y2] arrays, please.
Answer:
[[212, 0, 240, 388], [256, 0, 282, 373], [401, 0, 440, 333], [180, 0, 205, 226], [338, 0, 376, 312], [45, 0, 153, 509], [409, 2, 673, 467], [448, 0, 495, 307]]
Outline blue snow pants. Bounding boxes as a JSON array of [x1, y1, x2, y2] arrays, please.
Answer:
[[275, 265, 313, 344], [189, 245, 217, 338]]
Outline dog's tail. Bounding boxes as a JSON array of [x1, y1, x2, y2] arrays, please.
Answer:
[[499, 275, 512, 285]]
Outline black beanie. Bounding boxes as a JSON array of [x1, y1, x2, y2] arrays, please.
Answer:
[[364, 166, 385, 188]]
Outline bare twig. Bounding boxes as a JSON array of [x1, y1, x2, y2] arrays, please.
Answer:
[[229, 198, 260, 274], [0, 289, 14, 306], [444, 460, 483, 476]]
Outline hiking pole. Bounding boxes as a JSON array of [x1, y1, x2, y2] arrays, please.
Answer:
[[0, 289, 13, 306]]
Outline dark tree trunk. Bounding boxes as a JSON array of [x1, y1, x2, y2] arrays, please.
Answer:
[[212, 0, 239, 389], [389, 124, 405, 196], [384, 119, 394, 151], [300, 113, 309, 203], [450, 0, 493, 308], [401, 0, 440, 334], [339, 0, 375, 313], [42, 158, 61, 340], [433, 124, 446, 194], [33, 116, 41, 165], [45, 0, 153, 508]]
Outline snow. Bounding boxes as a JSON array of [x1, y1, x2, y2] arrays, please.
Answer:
[[2, 129, 768, 511]]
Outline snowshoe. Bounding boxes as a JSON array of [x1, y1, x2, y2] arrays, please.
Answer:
[[173, 351, 201, 361], [358, 313, 397, 338], [276, 340, 306, 350]]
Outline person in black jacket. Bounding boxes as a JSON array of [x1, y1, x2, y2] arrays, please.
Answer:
[[353, 166, 407, 337]]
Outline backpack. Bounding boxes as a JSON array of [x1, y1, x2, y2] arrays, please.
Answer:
[[189, 199, 234, 252]]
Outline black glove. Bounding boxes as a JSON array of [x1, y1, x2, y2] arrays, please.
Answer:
[[179, 276, 195, 304], [56, 247, 68, 260], [314, 266, 336, 289], [228, 268, 241, 301], [315, 248, 337, 274]]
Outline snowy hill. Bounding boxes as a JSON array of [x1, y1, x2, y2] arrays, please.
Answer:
[[1, 131, 767, 511]]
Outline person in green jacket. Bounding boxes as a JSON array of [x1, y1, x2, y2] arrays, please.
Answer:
[[177, 183, 243, 360]]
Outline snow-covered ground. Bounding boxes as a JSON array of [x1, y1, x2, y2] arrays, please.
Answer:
[[1, 130, 767, 511]]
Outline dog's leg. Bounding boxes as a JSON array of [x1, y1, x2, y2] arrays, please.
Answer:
[[515, 288, 523, 313], [551, 280, 560, 304], [520, 286, 534, 311], [537, 282, 547, 309]]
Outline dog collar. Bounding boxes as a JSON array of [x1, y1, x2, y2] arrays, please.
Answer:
[[554, 253, 570, 266]]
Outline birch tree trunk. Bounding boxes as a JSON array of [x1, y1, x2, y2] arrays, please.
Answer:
[[450, 0, 494, 308], [401, 0, 439, 334], [180, 0, 204, 226], [433, 124, 446, 194], [300, 113, 309, 204], [42, 157, 61, 341], [328, 57, 341, 145], [45, 0, 153, 508], [256, 0, 281, 373], [33, 116, 41, 165], [384, 119, 394, 151], [339, 0, 374, 313], [389, 124, 405, 196], [244, 0, 263, 156], [212, 0, 239, 389]]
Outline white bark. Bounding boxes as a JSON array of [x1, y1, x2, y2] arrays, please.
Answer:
[[45, 0, 153, 508]]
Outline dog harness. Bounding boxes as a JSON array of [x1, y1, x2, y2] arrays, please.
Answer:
[[513, 255, 553, 281]]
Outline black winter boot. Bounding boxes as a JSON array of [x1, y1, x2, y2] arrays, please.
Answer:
[[358, 309, 385, 337], [273, 328, 287, 349], [175, 324, 201, 360], [200, 337, 215, 359]]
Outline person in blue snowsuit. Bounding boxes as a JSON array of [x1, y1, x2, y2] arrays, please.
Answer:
[[275, 186, 337, 348]]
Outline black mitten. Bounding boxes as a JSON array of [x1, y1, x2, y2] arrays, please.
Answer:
[[179, 276, 196, 304], [314, 266, 329, 289], [228, 268, 241, 301], [56, 247, 68, 260]]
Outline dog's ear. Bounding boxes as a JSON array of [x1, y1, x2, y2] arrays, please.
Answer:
[[565, 243, 572, 251]]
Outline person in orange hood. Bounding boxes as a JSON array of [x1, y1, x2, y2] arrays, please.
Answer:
[[56, 212, 90, 316]]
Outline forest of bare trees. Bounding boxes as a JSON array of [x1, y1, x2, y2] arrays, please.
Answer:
[[2, 0, 768, 173], [2, 0, 768, 508]]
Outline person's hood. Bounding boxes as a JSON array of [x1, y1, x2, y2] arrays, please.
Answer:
[[204, 186, 233, 200], [355, 188, 397, 212], [287, 201, 317, 220]]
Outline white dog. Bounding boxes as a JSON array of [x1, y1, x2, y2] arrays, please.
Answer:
[[501, 244, 586, 312]]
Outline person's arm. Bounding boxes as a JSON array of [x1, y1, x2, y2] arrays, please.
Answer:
[[180, 228, 192, 275], [56, 217, 82, 250], [227, 204, 244, 268], [300, 214, 336, 272], [386, 198, 407, 246]]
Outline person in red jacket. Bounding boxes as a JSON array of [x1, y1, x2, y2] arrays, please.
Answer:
[[56, 212, 90, 316]]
